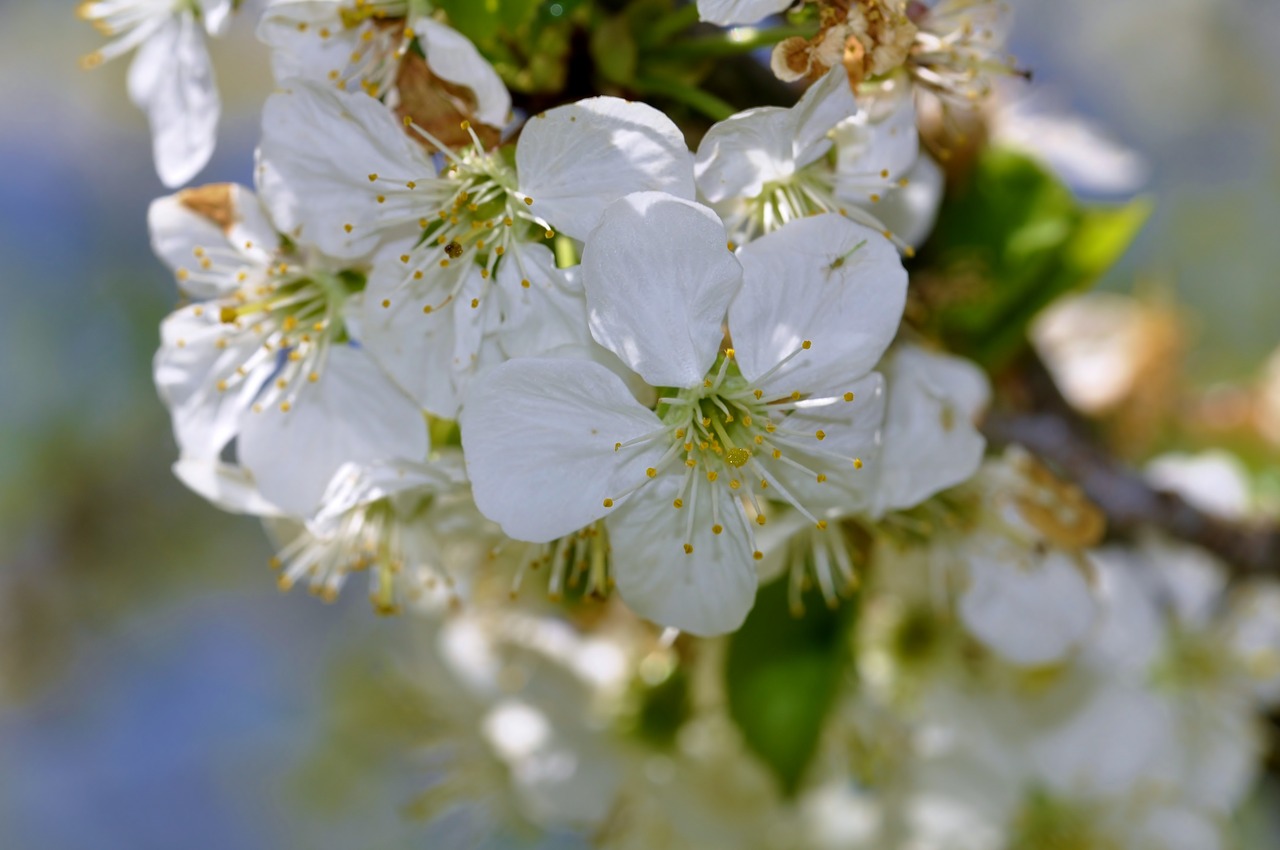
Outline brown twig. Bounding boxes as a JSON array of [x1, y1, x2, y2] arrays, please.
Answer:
[[983, 356, 1280, 575]]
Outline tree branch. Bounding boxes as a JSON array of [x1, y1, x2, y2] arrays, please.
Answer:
[[983, 357, 1280, 575]]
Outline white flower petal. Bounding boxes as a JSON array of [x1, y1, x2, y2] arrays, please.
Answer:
[[154, 306, 265, 458], [834, 78, 919, 189], [582, 192, 741, 388], [694, 107, 795, 203], [173, 457, 284, 516], [257, 81, 428, 257], [257, 1, 358, 85], [868, 154, 944, 251], [609, 473, 757, 636], [517, 98, 695, 241], [873, 344, 989, 515], [695, 67, 855, 203], [238, 345, 428, 516], [496, 243, 590, 359], [201, 0, 235, 36], [459, 357, 666, 543], [148, 185, 278, 298], [731, 214, 906, 397], [766, 372, 886, 514], [128, 15, 219, 188], [959, 545, 1097, 666], [360, 254, 468, 417], [414, 16, 511, 129], [696, 0, 795, 26]]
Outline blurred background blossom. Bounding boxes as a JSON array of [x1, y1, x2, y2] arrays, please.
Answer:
[[0, 0, 1277, 846]]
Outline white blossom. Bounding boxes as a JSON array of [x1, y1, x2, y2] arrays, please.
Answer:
[[258, 82, 694, 416], [79, 0, 233, 187], [462, 193, 904, 634]]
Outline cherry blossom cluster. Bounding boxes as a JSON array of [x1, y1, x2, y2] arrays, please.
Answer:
[[78, 0, 1280, 846]]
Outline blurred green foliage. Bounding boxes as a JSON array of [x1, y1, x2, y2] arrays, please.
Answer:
[[919, 148, 1151, 369], [725, 577, 857, 796]]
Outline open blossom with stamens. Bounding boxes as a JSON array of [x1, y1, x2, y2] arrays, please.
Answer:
[[268, 455, 495, 613], [149, 182, 427, 516], [78, 0, 233, 187], [696, 68, 934, 252], [258, 81, 694, 416], [461, 193, 904, 634], [906, 0, 1017, 107], [258, 0, 511, 130]]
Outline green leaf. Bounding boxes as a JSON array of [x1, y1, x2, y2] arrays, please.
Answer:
[[589, 13, 638, 86], [434, 0, 542, 47], [921, 148, 1151, 367], [725, 577, 857, 796]]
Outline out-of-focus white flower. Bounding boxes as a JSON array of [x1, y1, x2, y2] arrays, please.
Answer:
[[1031, 291, 1182, 418], [697, 68, 935, 252], [696, 0, 794, 26], [258, 0, 511, 128], [462, 195, 904, 634], [906, 0, 1016, 106], [990, 94, 1150, 196], [149, 182, 427, 516], [258, 82, 693, 416], [870, 342, 989, 515], [78, 0, 233, 187], [1145, 450, 1254, 521]]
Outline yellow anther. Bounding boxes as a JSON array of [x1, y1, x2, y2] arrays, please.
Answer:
[[725, 348, 735, 359], [816, 473, 827, 483], [470, 298, 480, 309], [524, 197, 534, 205], [802, 340, 812, 350], [413, 271, 424, 280], [815, 430, 826, 441], [376, 195, 386, 204], [406, 181, 416, 189], [216, 380, 228, 392], [343, 223, 354, 233], [729, 480, 741, 490], [707, 470, 719, 482], [756, 514, 767, 526], [602, 498, 614, 508], [422, 304, 432, 314], [646, 468, 657, 478], [683, 543, 694, 555], [280, 401, 292, 412], [460, 120, 471, 131], [754, 389, 764, 400], [614, 442, 622, 451], [753, 551, 764, 561], [853, 458, 864, 469], [685, 458, 697, 468], [440, 259, 450, 268], [816, 520, 828, 530], [219, 306, 238, 323], [368, 173, 378, 182], [843, 392, 855, 402], [521, 279, 531, 289], [673, 499, 684, 509], [772, 449, 782, 460]]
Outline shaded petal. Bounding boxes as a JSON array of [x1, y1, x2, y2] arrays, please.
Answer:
[[517, 98, 695, 241], [730, 214, 906, 397], [128, 15, 219, 188], [360, 251, 467, 417], [172, 457, 283, 517], [238, 345, 428, 516], [414, 16, 511, 129], [154, 305, 265, 458], [582, 192, 741, 388], [610, 473, 757, 636], [765, 372, 886, 514], [459, 357, 665, 543], [495, 242, 590, 359], [872, 344, 989, 515], [148, 185, 277, 298], [257, 81, 430, 257], [696, 0, 794, 26], [959, 545, 1097, 667], [694, 106, 795, 203]]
